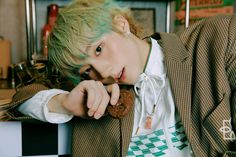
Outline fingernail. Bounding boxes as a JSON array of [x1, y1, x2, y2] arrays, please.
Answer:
[[111, 98, 117, 105], [94, 113, 102, 119], [88, 110, 94, 117]]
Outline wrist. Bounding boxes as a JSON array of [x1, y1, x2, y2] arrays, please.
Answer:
[[47, 93, 71, 115]]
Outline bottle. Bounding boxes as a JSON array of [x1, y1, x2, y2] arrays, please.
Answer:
[[48, 4, 59, 28], [42, 4, 59, 58], [9, 64, 16, 88], [42, 24, 52, 57]]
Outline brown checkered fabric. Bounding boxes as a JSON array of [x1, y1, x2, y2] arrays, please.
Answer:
[[155, 14, 236, 156], [71, 90, 135, 157], [1, 83, 49, 121]]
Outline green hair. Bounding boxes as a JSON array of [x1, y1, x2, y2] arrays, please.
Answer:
[[48, 0, 141, 85]]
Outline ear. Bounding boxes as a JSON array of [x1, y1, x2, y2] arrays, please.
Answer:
[[113, 15, 130, 34]]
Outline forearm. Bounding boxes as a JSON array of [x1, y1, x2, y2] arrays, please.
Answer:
[[17, 89, 73, 123]]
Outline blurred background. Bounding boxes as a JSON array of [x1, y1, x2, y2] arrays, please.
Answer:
[[0, 0, 236, 64], [0, 1, 235, 156]]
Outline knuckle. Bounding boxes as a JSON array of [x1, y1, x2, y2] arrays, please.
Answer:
[[89, 107, 97, 113], [89, 80, 96, 84], [96, 81, 103, 86], [112, 83, 118, 88], [80, 80, 93, 88], [97, 82, 105, 90]]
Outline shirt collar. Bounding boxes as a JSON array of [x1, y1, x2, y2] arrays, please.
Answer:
[[144, 37, 166, 76]]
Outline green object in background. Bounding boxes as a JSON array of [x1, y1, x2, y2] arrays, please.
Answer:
[[175, 0, 234, 28], [175, 0, 234, 10]]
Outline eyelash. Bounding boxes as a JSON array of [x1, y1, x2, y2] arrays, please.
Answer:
[[81, 68, 91, 80]]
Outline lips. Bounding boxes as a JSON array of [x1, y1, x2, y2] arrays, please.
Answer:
[[118, 70, 122, 79], [114, 68, 125, 82], [118, 68, 125, 81]]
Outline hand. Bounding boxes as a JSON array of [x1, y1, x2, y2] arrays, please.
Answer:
[[48, 80, 120, 119]]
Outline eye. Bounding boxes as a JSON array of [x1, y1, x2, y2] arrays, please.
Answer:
[[81, 68, 91, 80], [95, 46, 102, 56]]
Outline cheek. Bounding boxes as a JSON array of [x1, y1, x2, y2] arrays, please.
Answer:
[[128, 61, 142, 80], [126, 51, 143, 83], [106, 48, 125, 64]]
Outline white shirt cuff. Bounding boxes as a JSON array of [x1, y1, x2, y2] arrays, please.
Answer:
[[18, 89, 73, 123]]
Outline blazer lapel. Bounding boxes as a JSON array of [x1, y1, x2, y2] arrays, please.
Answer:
[[151, 33, 193, 141]]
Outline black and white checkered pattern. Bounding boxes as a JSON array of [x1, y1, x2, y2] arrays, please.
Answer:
[[0, 121, 72, 157]]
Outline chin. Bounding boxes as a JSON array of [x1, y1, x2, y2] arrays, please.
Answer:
[[122, 79, 136, 85]]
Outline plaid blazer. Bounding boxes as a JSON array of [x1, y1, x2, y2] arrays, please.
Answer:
[[5, 14, 236, 157], [71, 14, 236, 157]]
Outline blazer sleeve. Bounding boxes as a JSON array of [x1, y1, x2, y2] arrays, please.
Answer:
[[225, 14, 236, 133]]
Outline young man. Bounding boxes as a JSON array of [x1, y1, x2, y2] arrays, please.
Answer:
[[9, 0, 236, 156]]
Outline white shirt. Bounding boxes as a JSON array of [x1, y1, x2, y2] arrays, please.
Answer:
[[127, 38, 191, 156]]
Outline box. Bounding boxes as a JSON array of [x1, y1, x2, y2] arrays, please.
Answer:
[[0, 40, 11, 79]]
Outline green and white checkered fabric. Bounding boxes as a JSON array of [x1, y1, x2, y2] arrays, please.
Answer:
[[127, 121, 188, 157]]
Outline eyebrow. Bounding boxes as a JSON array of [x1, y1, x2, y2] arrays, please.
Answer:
[[85, 39, 102, 53]]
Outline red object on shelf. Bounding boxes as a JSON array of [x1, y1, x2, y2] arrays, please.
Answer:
[[48, 4, 59, 28], [42, 24, 52, 57], [42, 4, 59, 58]]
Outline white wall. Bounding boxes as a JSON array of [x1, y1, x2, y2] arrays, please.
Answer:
[[0, 0, 27, 64]]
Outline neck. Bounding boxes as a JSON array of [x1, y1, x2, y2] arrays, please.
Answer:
[[129, 33, 151, 74], [137, 37, 151, 72], [141, 38, 152, 72]]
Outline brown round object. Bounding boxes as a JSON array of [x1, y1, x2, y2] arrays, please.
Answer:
[[107, 88, 134, 119]]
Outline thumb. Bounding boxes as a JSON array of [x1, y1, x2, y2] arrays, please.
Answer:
[[106, 83, 120, 105]]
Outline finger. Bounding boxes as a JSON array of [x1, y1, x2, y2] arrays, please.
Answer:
[[106, 83, 120, 105], [87, 81, 102, 117], [94, 83, 110, 119], [77, 80, 96, 109]]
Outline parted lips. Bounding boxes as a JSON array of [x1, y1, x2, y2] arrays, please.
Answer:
[[107, 88, 134, 119]]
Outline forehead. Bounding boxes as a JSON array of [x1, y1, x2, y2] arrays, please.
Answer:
[[75, 32, 114, 67]]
